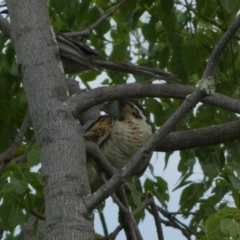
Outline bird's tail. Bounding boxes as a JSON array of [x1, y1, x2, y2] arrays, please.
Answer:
[[57, 33, 176, 80], [92, 58, 175, 80]]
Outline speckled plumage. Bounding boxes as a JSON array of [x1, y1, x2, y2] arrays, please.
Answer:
[[84, 99, 152, 192]]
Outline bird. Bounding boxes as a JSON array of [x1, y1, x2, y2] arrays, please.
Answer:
[[1, 9, 174, 79], [84, 98, 153, 192], [57, 33, 175, 79]]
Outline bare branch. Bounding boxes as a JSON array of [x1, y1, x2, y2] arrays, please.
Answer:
[[0, 110, 31, 163], [69, 83, 240, 118], [15, 193, 45, 221], [99, 196, 153, 240], [156, 206, 193, 239], [156, 120, 240, 152], [202, 14, 240, 79], [65, 0, 127, 37], [86, 142, 116, 180], [100, 173, 141, 240], [116, 187, 142, 240], [0, 135, 35, 176], [149, 195, 164, 240]]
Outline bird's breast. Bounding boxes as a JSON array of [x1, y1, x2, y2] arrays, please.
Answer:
[[100, 118, 152, 168]]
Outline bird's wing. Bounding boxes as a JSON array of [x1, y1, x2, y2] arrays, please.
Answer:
[[84, 115, 115, 146], [57, 33, 100, 57], [56, 33, 99, 72]]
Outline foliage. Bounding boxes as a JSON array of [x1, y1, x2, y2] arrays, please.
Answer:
[[0, 0, 240, 239]]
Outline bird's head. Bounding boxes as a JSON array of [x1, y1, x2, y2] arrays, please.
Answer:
[[118, 98, 150, 123]]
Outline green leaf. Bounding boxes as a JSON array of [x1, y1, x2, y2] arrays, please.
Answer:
[[131, 8, 145, 29], [181, 45, 201, 73], [179, 183, 205, 211], [160, 0, 174, 14], [158, 46, 170, 69], [0, 201, 12, 230], [220, 0, 240, 13], [169, 48, 188, 82], [50, 0, 66, 13], [155, 177, 169, 207], [110, 44, 129, 61], [119, 0, 136, 22], [8, 201, 24, 228], [65, 0, 80, 15], [80, 71, 100, 82], [164, 151, 174, 169], [142, 23, 158, 43], [204, 207, 240, 239], [27, 148, 40, 167], [228, 174, 240, 190]]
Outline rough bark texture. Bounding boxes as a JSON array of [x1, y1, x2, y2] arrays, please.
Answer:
[[7, 0, 94, 239]]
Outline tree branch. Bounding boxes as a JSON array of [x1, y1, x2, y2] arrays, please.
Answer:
[[69, 83, 240, 118], [65, 0, 127, 37], [149, 195, 164, 240], [202, 15, 240, 80], [154, 206, 193, 239], [85, 13, 240, 209], [2, 10, 240, 118], [99, 196, 152, 240], [155, 120, 240, 152]]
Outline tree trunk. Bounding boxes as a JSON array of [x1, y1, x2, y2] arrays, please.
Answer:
[[6, 0, 94, 239]]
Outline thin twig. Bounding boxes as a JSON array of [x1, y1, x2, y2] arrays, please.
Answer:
[[149, 195, 164, 240], [99, 195, 153, 240], [156, 217, 192, 240], [100, 174, 127, 212], [169, 211, 208, 218], [65, 0, 127, 37], [0, 135, 35, 175], [15, 192, 45, 221], [100, 174, 141, 240], [156, 206, 193, 239], [116, 187, 143, 240]]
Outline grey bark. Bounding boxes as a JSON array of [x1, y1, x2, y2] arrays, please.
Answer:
[[7, 0, 94, 239]]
